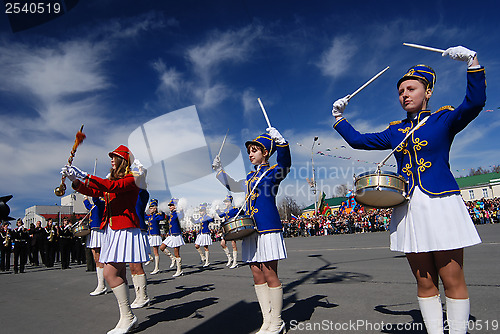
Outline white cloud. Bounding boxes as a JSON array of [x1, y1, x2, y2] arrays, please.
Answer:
[[316, 36, 358, 78]]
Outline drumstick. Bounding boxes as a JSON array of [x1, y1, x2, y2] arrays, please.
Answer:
[[348, 66, 390, 100], [93, 158, 97, 175], [403, 43, 445, 54], [216, 129, 229, 159], [257, 98, 272, 128]]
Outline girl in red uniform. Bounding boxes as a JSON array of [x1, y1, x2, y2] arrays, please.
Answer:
[[62, 145, 149, 334]]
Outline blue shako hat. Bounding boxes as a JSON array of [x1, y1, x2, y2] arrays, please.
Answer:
[[245, 133, 276, 156], [168, 198, 178, 206], [397, 64, 436, 91], [223, 195, 233, 203], [149, 199, 158, 207], [199, 203, 208, 211]]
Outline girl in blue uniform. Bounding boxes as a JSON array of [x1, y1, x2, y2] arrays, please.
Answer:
[[213, 127, 291, 334], [193, 204, 214, 267], [84, 195, 107, 296], [159, 198, 185, 277], [216, 195, 240, 268], [146, 199, 170, 274], [331, 46, 485, 334]]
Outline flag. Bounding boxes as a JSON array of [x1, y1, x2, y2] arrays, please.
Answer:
[[291, 214, 298, 220], [317, 192, 326, 215]]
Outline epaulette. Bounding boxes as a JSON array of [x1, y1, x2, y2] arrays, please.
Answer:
[[389, 120, 402, 126], [433, 105, 454, 115]]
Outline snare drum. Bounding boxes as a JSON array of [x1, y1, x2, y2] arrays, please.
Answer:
[[354, 170, 407, 208], [222, 215, 256, 241], [72, 221, 91, 237]]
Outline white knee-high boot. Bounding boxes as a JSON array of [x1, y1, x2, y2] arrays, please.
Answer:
[[418, 294, 444, 334], [223, 247, 232, 266], [130, 274, 150, 309], [172, 257, 183, 277], [230, 250, 238, 268], [162, 248, 176, 268], [203, 250, 210, 267], [90, 266, 107, 296], [267, 285, 285, 334], [255, 283, 271, 334], [150, 256, 160, 275], [108, 283, 137, 334], [196, 247, 205, 263], [446, 297, 470, 334]]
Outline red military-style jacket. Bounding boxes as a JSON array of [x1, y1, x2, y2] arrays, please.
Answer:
[[73, 173, 140, 230]]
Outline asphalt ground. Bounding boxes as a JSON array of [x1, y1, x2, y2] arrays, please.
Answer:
[[1, 224, 499, 334]]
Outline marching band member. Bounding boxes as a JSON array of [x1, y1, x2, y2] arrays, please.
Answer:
[[62, 145, 149, 334], [193, 203, 213, 267], [12, 219, 29, 274], [59, 217, 73, 270], [129, 186, 151, 309], [43, 218, 58, 268], [159, 198, 185, 277], [84, 196, 107, 295], [146, 199, 170, 274], [213, 129, 291, 334], [216, 195, 240, 269], [128, 160, 151, 309], [331, 46, 485, 334], [0, 222, 12, 272]]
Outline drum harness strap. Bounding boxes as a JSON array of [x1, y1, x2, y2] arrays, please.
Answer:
[[234, 168, 271, 218], [377, 115, 430, 170]]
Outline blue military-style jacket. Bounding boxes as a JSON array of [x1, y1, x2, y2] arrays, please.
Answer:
[[83, 197, 105, 230], [216, 206, 239, 222], [216, 141, 291, 234], [136, 189, 149, 231], [334, 67, 486, 197], [146, 212, 165, 236], [168, 210, 184, 235], [194, 213, 214, 234]]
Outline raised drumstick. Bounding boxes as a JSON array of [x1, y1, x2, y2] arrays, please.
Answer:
[[403, 43, 446, 54], [348, 66, 390, 100], [257, 98, 272, 128]]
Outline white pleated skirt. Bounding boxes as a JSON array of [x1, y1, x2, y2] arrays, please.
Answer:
[[242, 231, 287, 263], [99, 226, 151, 263], [162, 234, 185, 248], [86, 229, 104, 249], [148, 234, 163, 247], [195, 233, 212, 246], [390, 186, 481, 253]]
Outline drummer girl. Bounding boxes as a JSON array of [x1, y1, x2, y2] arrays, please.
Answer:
[[331, 46, 485, 334], [213, 127, 291, 334], [83, 195, 106, 296], [216, 195, 240, 269], [145, 199, 170, 275], [193, 203, 214, 267], [62, 145, 150, 334], [159, 198, 185, 277]]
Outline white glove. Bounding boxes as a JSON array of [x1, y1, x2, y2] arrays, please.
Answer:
[[62, 165, 88, 181], [131, 159, 146, 176], [61, 166, 77, 182], [442, 46, 476, 67], [332, 95, 350, 117], [266, 127, 286, 144], [212, 155, 222, 171]]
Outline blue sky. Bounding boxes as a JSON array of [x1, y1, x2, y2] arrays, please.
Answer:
[[1, 0, 499, 219]]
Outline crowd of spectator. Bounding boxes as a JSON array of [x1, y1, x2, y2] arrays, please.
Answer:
[[282, 197, 500, 238]]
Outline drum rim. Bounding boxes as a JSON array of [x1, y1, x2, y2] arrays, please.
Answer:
[[356, 170, 403, 178]]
